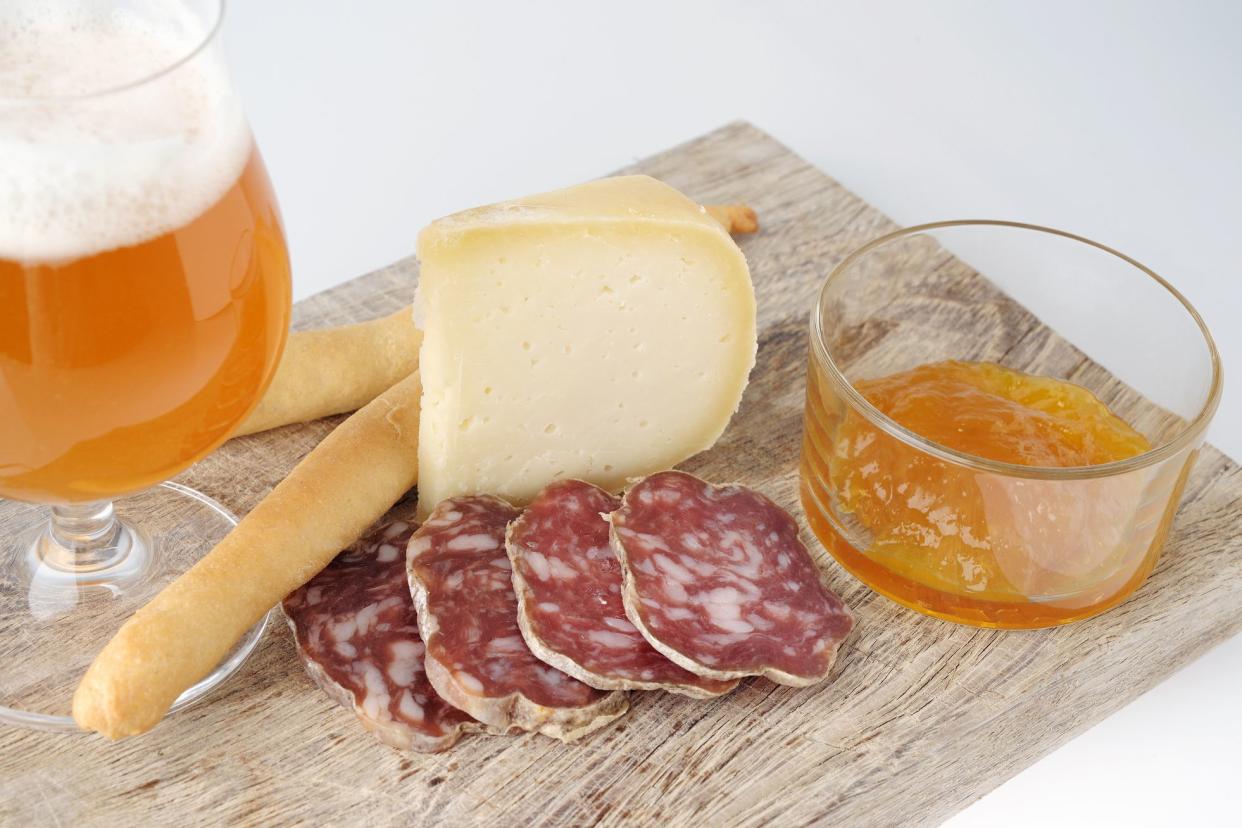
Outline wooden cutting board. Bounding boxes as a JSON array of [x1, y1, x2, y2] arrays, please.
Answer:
[[3, 122, 1239, 827]]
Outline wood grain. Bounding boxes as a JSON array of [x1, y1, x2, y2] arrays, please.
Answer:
[[2, 122, 1239, 827]]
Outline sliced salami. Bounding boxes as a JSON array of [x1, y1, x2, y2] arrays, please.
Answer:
[[507, 479, 737, 699], [282, 515, 483, 752], [407, 495, 628, 741], [609, 471, 854, 686]]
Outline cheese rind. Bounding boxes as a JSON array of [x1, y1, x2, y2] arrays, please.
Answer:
[[414, 175, 756, 515]]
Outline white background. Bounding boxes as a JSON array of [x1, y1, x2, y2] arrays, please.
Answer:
[[223, 2, 1241, 823]]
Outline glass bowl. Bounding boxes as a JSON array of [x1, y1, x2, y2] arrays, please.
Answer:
[[799, 221, 1222, 628]]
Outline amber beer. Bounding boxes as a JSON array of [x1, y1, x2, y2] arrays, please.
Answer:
[[0, 15, 291, 504]]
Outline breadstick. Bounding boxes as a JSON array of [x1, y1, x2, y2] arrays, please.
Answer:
[[232, 203, 756, 438], [706, 203, 759, 235], [73, 371, 424, 739], [234, 306, 421, 437]]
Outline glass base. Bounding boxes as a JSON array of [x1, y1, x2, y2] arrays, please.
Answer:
[[0, 482, 269, 732], [799, 475, 1163, 629]]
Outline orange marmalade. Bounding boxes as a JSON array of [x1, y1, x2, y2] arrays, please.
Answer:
[[799, 359, 1182, 628]]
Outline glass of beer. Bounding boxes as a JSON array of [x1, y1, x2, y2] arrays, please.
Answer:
[[0, 0, 291, 729]]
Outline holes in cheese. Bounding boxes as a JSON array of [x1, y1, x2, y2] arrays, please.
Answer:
[[414, 175, 756, 515]]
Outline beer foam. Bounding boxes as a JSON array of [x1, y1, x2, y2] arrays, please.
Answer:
[[0, 3, 252, 263]]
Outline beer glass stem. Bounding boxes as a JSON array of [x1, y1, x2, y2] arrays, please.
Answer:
[[38, 500, 138, 576]]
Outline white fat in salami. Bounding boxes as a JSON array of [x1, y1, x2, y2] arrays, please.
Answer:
[[609, 471, 854, 686], [282, 515, 483, 752], [507, 479, 737, 698], [407, 495, 628, 741]]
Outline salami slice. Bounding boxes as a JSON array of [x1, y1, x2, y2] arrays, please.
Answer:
[[407, 495, 628, 741], [282, 515, 483, 752], [609, 471, 854, 686], [507, 479, 738, 699]]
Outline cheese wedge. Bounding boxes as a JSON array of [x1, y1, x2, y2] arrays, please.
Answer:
[[414, 175, 756, 515]]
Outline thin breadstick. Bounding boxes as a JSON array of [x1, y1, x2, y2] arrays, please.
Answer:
[[73, 371, 423, 739], [706, 203, 759, 235], [233, 203, 755, 438], [235, 306, 421, 437]]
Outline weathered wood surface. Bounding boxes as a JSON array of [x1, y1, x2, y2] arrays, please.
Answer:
[[2, 122, 1239, 827]]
